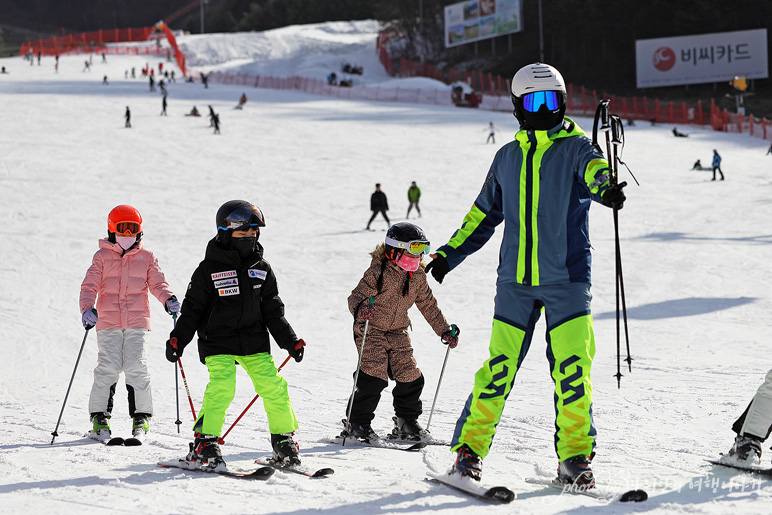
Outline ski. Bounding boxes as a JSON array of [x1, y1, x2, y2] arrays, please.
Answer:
[[255, 457, 334, 478], [524, 476, 648, 502], [157, 459, 274, 479], [86, 430, 124, 446], [706, 459, 772, 477], [426, 470, 516, 504], [328, 434, 426, 451], [124, 437, 143, 447], [385, 434, 450, 446]]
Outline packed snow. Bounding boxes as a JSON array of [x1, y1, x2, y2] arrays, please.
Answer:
[[1, 20, 772, 515]]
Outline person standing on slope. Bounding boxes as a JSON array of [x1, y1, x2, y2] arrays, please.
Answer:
[[366, 183, 390, 230], [712, 149, 724, 181], [406, 181, 422, 219], [342, 222, 459, 441], [166, 200, 307, 470], [424, 63, 627, 489], [80, 205, 179, 442], [720, 368, 772, 468]]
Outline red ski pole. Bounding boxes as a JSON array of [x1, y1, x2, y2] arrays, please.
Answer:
[[218, 354, 293, 445], [169, 317, 197, 421]]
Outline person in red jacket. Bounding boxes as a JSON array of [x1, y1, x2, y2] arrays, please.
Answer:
[[80, 205, 179, 442]]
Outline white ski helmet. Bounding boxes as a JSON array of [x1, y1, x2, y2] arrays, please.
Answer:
[[510, 62, 567, 131]]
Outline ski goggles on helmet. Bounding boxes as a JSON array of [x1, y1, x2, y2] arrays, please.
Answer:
[[218, 204, 266, 231], [521, 90, 563, 112], [114, 221, 141, 236], [385, 236, 430, 255]]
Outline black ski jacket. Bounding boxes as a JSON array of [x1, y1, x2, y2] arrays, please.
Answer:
[[370, 191, 388, 211], [171, 237, 298, 363]]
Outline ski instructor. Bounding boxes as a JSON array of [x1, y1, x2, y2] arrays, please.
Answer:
[[424, 63, 626, 488]]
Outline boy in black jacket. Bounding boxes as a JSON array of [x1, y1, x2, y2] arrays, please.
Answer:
[[167, 200, 306, 470]]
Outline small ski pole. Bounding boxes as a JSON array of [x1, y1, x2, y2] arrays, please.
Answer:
[[51, 328, 91, 444], [343, 296, 375, 446], [169, 327, 197, 421], [425, 325, 457, 432], [218, 354, 293, 445], [173, 314, 182, 433]]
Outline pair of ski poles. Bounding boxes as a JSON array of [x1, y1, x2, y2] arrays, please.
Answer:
[[342, 297, 455, 444]]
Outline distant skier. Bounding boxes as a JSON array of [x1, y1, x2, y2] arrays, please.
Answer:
[[484, 122, 497, 144], [83, 60, 90, 72], [166, 200, 307, 470], [712, 149, 724, 181], [149, 75, 155, 92], [692, 159, 703, 170], [366, 183, 390, 230], [719, 367, 772, 468], [672, 127, 688, 137], [161, 93, 168, 116], [235, 93, 247, 110], [341, 222, 459, 442], [79, 205, 179, 443], [125, 106, 131, 128], [208, 105, 216, 126], [131, 67, 136, 79], [213, 113, 221, 134], [102, 75, 108, 85], [201, 72, 209, 89], [406, 181, 421, 218], [766, 143, 772, 155]]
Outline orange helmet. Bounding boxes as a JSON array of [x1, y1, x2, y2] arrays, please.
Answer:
[[107, 205, 143, 236]]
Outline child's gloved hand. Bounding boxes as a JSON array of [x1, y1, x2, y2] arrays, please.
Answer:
[[81, 308, 98, 329], [166, 337, 182, 362], [288, 339, 306, 363], [357, 304, 375, 321], [165, 295, 181, 315], [441, 324, 460, 349]]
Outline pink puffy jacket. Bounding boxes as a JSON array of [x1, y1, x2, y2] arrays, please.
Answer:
[[79, 239, 174, 330]]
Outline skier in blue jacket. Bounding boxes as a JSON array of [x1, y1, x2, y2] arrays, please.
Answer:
[[712, 149, 724, 181], [425, 63, 626, 489]]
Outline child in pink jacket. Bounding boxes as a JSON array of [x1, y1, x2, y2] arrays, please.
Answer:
[[80, 205, 179, 442]]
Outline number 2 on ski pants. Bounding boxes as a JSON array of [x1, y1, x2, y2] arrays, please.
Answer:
[[451, 282, 597, 461], [193, 353, 298, 437]]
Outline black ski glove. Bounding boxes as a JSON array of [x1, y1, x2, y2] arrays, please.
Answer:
[[425, 254, 450, 284], [288, 339, 306, 363], [602, 181, 627, 209], [166, 337, 182, 362], [441, 324, 460, 349]]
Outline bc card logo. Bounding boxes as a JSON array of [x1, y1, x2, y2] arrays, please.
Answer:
[[214, 278, 238, 288], [248, 269, 267, 280], [218, 286, 239, 297], [211, 270, 237, 280]]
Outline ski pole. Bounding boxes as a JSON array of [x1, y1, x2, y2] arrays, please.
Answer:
[[343, 296, 375, 446], [172, 314, 182, 433], [51, 328, 91, 444], [425, 325, 457, 432], [218, 354, 293, 445], [169, 329, 197, 421]]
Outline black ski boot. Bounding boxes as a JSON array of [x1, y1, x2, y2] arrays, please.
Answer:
[[343, 421, 380, 441], [391, 416, 426, 441], [724, 434, 762, 467], [451, 443, 483, 481], [557, 454, 595, 489], [187, 433, 225, 469], [271, 433, 301, 465]]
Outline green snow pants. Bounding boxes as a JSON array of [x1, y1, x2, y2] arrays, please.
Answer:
[[451, 282, 596, 461], [193, 353, 298, 436]]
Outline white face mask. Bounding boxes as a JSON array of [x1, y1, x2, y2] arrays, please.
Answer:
[[116, 236, 137, 250]]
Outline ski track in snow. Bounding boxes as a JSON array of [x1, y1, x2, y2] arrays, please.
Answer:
[[1, 19, 772, 515]]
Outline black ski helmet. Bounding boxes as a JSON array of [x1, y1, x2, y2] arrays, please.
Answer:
[[384, 222, 429, 261], [215, 200, 265, 244], [510, 63, 567, 131]]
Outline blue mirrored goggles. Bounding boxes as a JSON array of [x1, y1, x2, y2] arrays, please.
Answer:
[[218, 205, 265, 231], [521, 91, 563, 113]]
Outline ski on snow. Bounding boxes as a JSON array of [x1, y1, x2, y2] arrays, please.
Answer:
[[328, 434, 427, 451], [255, 457, 334, 478], [524, 476, 648, 503], [157, 459, 275, 479], [86, 431, 124, 446], [426, 470, 516, 504], [706, 459, 772, 477]]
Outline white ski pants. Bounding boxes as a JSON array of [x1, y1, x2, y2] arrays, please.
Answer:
[[89, 328, 153, 416], [740, 368, 772, 440]]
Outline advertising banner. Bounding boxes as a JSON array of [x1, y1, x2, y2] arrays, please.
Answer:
[[635, 29, 768, 88], [444, 0, 522, 48]]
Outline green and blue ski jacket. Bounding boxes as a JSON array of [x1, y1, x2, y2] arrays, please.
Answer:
[[436, 118, 611, 286]]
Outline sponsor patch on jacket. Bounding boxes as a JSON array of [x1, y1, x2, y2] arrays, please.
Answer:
[[212, 270, 237, 280], [248, 269, 267, 280], [218, 286, 239, 297], [214, 278, 238, 288]]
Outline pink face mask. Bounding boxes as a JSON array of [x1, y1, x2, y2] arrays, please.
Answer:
[[396, 252, 421, 272]]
